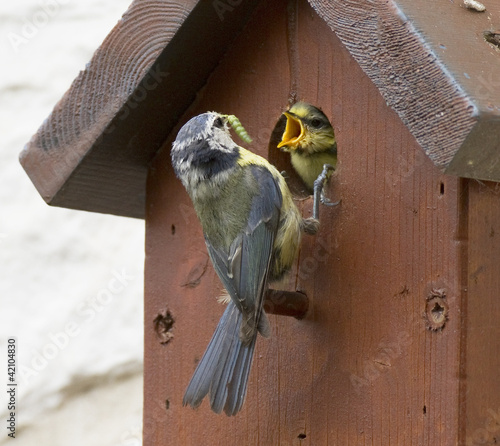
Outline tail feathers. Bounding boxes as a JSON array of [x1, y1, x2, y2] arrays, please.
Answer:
[[239, 310, 271, 342], [258, 311, 271, 338], [183, 301, 257, 416], [222, 339, 255, 415]]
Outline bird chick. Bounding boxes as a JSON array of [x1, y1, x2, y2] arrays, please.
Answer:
[[278, 102, 337, 192]]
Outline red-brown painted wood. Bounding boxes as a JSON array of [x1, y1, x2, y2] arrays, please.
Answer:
[[20, 0, 500, 221], [463, 180, 500, 446], [310, 0, 500, 180], [144, 1, 478, 444]]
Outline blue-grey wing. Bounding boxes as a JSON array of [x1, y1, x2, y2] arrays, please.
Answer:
[[184, 165, 283, 415], [205, 165, 283, 340]]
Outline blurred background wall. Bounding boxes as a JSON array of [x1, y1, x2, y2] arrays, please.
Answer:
[[0, 1, 144, 444]]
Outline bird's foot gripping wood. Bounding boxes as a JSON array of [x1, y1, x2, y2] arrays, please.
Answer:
[[303, 164, 339, 235], [313, 163, 339, 218]]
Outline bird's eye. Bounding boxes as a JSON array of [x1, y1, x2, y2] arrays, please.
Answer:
[[214, 117, 225, 128], [310, 118, 322, 128]]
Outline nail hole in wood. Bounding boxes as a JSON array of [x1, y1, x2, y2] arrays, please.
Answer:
[[425, 289, 449, 331], [154, 309, 175, 344], [484, 31, 500, 49]]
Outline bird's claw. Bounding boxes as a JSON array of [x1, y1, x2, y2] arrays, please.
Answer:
[[312, 164, 338, 222], [320, 191, 341, 207]]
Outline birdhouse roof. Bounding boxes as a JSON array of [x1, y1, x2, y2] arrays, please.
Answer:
[[20, 0, 500, 219]]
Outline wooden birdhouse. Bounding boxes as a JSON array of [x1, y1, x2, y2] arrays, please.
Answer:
[[21, 0, 500, 444]]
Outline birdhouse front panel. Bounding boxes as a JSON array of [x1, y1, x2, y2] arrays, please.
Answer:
[[143, 1, 472, 444]]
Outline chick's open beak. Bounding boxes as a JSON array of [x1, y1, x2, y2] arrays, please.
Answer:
[[277, 112, 305, 149]]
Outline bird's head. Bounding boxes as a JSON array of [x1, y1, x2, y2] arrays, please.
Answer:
[[171, 112, 239, 191], [172, 112, 234, 154], [277, 102, 335, 155]]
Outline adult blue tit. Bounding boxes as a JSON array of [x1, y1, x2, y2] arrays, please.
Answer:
[[171, 112, 304, 416], [278, 102, 337, 192]]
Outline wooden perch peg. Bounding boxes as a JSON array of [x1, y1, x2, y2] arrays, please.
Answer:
[[263, 289, 309, 319]]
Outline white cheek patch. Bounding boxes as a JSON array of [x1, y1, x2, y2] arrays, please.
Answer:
[[208, 129, 237, 153]]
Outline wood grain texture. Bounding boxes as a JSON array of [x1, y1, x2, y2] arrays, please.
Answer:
[[21, 0, 500, 220], [463, 180, 500, 446], [20, 0, 261, 218], [145, 1, 470, 443], [308, 0, 500, 181]]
